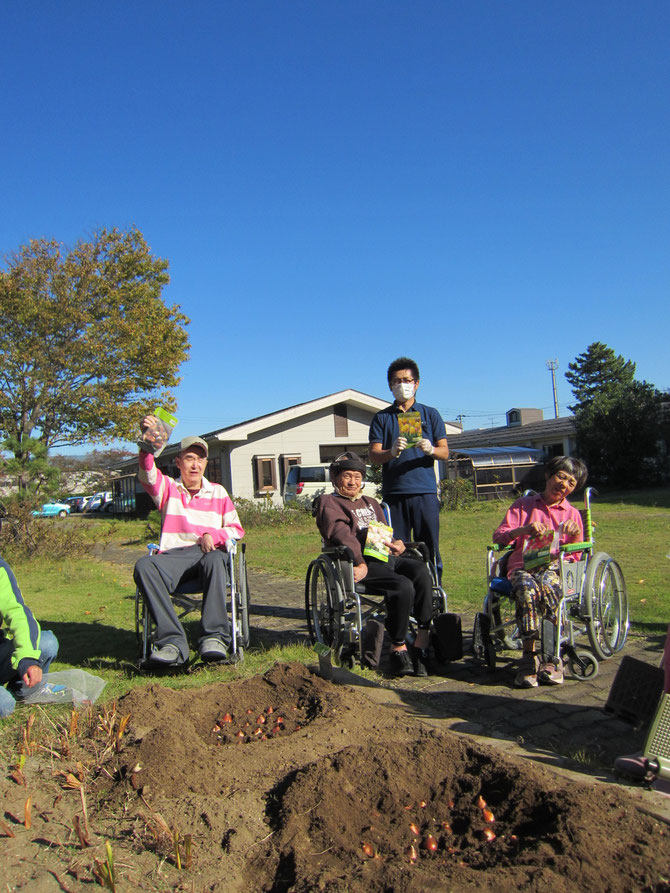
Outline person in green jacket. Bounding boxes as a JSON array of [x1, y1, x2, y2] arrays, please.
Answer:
[[0, 555, 59, 717]]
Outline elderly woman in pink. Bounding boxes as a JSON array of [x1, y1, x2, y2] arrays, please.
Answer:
[[492, 456, 588, 688]]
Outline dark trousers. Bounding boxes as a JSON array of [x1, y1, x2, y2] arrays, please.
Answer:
[[134, 545, 230, 661], [361, 555, 433, 645], [385, 493, 442, 583]]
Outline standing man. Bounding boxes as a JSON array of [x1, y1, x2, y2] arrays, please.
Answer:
[[369, 357, 449, 582], [133, 416, 245, 666]]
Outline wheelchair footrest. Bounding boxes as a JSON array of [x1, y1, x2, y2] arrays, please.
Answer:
[[433, 612, 463, 662]]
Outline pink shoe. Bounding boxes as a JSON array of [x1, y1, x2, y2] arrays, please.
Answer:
[[514, 653, 539, 688], [538, 659, 564, 685]]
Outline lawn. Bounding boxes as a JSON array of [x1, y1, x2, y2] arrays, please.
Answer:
[[1, 487, 668, 749]]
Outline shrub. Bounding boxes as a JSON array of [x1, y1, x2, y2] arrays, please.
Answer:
[[0, 500, 92, 560], [236, 496, 312, 529], [439, 478, 476, 511]]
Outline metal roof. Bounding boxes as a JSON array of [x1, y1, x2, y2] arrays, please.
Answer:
[[449, 446, 545, 467]]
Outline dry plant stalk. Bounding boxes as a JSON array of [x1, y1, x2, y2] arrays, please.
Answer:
[[73, 814, 92, 848], [69, 709, 79, 739], [24, 796, 32, 829], [0, 819, 16, 838]]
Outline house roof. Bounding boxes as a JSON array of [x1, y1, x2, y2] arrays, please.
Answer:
[[204, 389, 390, 443], [446, 415, 575, 450]]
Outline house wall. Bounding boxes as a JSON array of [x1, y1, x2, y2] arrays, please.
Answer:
[[212, 404, 379, 502]]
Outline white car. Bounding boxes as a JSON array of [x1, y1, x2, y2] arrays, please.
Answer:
[[283, 465, 377, 504]]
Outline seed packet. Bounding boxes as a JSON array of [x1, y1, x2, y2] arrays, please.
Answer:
[[522, 526, 561, 570], [137, 407, 178, 457], [398, 411, 423, 447], [364, 520, 394, 562]]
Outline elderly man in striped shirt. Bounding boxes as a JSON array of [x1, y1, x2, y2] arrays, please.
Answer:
[[133, 416, 245, 666]]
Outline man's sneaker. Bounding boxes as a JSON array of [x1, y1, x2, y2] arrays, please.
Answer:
[[514, 652, 539, 688], [412, 646, 430, 677], [200, 638, 229, 662], [149, 643, 181, 665], [389, 649, 414, 677], [538, 659, 564, 685]]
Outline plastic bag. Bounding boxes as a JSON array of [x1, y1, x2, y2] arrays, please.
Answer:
[[19, 670, 106, 707], [136, 407, 178, 457]]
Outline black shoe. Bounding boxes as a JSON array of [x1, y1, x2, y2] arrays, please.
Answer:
[[389, 649, 413, 677], [412, 647, 430, 677]]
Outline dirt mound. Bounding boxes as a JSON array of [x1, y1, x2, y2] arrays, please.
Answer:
[[1, 662, 669, 891]]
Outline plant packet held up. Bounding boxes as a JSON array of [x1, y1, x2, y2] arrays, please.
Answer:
[[522, 526, 561, 571], [398, 411, 423, 447], [364, 520, 394, 562], [137, 407, 178, 458]]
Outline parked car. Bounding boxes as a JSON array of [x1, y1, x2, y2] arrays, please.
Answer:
[[283, 464, 377, 504], [83, 491, 113, 513], [32, 502, 71, 518], [64, 495, 91, 513]]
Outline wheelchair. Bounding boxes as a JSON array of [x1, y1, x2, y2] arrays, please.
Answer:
[[305, 533, 449, 670], [135, 540, 251, 668], [472, 487, 629, 681]]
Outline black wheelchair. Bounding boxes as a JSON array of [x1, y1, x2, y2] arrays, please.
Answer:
[[135, 540, 251, 668], [305, 521, 451, 669], [473, 487, 629, 680]]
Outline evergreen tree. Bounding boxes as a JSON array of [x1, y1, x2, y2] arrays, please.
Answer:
[[565, 342, 635, 411]]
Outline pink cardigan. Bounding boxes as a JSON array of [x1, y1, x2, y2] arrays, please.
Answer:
[[138, 451, 244, 552], [492, 491, 583, 576]]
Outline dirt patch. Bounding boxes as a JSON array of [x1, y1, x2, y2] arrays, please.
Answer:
[[1, 663, 669, 891]]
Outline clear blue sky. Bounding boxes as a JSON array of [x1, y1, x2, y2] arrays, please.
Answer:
[[2, 1, 668, 448]]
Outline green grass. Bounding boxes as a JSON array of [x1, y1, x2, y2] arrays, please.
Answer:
[[1, 487, 668, 752]]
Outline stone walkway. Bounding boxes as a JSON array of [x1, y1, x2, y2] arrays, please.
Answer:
[[97, 544, 670, 818]]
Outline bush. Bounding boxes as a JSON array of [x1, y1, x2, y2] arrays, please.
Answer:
[[236, 496, 313, 529], [439, 478, 476, 511], [0, 500, 92, 560]]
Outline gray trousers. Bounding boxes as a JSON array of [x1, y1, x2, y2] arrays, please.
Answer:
[[134, 545, 230, 661]]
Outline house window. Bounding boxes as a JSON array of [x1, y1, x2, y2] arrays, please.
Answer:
[[334, 403, 348, 437], [319, 444, 369, 463], [280, 454, 301, 488], [254, 456, 277, 494], [507, 410, 520, 426]]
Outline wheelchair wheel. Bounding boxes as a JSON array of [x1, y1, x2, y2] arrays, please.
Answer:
[[134, 588, 156, 663], [236, 545, 250, 649], [581, 552, 628, 660], [566, 650, 599, 682], [305, 557, 344, 651]]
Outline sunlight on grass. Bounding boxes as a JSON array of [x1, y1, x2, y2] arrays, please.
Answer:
[[1, 486, 667, 752]]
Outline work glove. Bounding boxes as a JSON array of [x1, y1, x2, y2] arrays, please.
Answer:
[[419, 439, 434, 456], [391, 437, 407, 457]]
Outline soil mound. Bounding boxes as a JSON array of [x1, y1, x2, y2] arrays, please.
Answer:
[[1, 662, 668, 891]]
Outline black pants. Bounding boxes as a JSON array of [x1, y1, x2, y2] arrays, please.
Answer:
[[360, 555, 433, 645]]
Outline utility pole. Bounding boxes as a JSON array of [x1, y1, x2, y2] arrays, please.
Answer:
[[547, 359, 559, 418]]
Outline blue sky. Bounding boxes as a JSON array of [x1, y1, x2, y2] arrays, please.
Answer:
[[1, 1, 668, 448]]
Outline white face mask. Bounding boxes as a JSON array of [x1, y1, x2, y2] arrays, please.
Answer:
[[392, 382, 415, 401]]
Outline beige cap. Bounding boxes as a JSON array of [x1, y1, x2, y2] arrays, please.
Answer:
[[180, 436, 209, 456]]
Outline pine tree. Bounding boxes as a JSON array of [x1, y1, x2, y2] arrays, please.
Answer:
[[565, 342, 635, 411]]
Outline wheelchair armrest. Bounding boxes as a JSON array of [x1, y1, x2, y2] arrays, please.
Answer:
[[487, 543, 515, 552], [322, 545, 356, 563], [560, 541, 592, 554], [403, 542, 430, 563]]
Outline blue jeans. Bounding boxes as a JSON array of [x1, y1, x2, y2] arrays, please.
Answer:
[[0, 630, 59, 717]]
